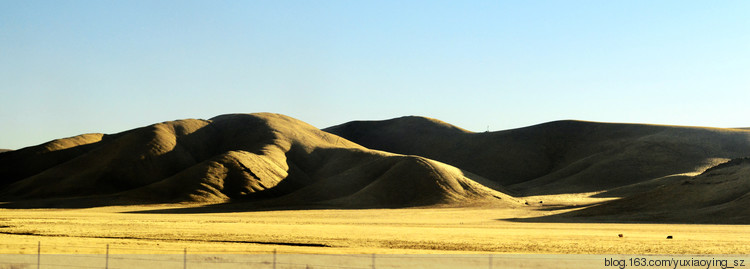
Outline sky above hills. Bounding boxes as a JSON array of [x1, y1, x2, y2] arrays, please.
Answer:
[[1, 0, 748, 150]]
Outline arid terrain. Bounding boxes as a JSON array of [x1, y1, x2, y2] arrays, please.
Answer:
[[2, 113, 750, 258]]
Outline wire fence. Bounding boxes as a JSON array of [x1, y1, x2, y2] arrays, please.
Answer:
[[4, 242, 381, 269], [1, 242, 747, 269]]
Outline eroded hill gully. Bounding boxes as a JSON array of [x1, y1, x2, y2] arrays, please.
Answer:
[[0, 114, 515, 210]]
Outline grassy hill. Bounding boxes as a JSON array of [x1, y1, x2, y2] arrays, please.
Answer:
[[0, 113, 516, 209], [4, 113, 750, 222], [326, 118, 750, 196], [566, 157, 750, 223]]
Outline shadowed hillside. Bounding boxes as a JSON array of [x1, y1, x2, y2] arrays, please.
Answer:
[[560, 157, 750, 223], [0, 113, 517, 209], [326, 117, 750, 196], [0, 133, 111, 189]]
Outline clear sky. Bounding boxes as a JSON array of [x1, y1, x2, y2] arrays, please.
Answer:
[[1, 1, 748, 150]]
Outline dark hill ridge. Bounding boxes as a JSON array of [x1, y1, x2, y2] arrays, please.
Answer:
[[0, 113, 516, 208], [326, 118, 750, 196]]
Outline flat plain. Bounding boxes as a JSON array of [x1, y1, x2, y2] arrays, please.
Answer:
[[2, 200, 749, 255]]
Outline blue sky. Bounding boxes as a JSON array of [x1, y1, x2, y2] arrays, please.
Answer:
[[1, 1, 748, 149]]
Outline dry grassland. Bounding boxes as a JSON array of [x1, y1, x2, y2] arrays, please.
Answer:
[[2, 201, 749, 255]]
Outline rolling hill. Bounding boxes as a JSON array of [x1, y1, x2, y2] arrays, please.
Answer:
[[566, 157, 750, 223], [4, 113, 750, 222], [325, 117, 750, 196], [0, 113, 516, 209]]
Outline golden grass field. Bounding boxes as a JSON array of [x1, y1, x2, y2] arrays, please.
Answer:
[[2, 197, 749, 255]]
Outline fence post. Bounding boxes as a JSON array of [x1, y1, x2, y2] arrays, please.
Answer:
[[372, 253, 375, 269], [273, 249, 277, 269], [105, 244, 109, 269], [183, 248, 187, 269], [36, 241, 40, 269], [489, 254, 492, 269]]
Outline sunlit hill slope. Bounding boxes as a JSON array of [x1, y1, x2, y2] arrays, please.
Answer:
[[0, 113, 515, 208]]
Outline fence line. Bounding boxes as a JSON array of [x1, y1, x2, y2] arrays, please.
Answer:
[[3, 242, 743, 269], [2, 241, 384, 269]]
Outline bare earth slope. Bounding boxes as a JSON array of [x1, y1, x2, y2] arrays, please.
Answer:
[[0, 113, 516, 209], [325, 117, 750, 196]]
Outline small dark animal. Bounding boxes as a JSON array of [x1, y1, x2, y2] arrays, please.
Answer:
[[618, 234, 623, 238], [667, 236, 673, 239]]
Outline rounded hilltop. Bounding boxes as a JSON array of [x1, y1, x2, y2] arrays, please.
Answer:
[[0, 113, 518, 209]]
